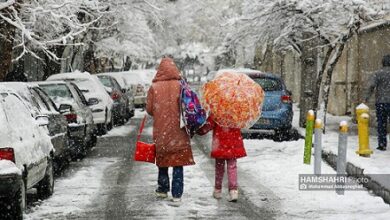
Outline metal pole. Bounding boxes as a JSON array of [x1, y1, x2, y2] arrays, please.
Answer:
[[304, 110, 315, 164], [314, 119, 323, 175], [336, 121, 348, 195]]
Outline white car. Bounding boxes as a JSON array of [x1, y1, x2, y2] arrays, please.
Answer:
[[117, 70, 156, 108], [47, 71, 114, 134], [0, 86, 54, 219]]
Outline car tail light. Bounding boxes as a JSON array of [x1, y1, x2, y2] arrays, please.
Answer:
[[0, 148, 15, 162], [65, 113, 77, 123], [281, 95, 292, 104], [111, 91, 120, 100]]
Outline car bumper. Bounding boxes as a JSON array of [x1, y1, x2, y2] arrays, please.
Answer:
[[92, 110, 106, 124], [248, 108, 293, 130], [134, 96, 146, 106], [68, 124, 85, 139], [0, 174, 21, 198]]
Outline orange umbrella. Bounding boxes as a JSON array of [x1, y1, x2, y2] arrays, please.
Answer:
[[201, 72, 265, 128]]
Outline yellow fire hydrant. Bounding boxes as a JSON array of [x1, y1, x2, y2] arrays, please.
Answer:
[[355, 104, 373, 157]]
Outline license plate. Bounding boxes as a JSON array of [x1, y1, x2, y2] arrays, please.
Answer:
[[258, 118, 271, 125]]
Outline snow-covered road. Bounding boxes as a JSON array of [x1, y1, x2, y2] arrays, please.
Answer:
[[23, 110, 390, 220]]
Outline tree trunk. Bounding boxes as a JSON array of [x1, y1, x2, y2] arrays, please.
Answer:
[[321, 43, 347, 132], [313, 47, 334, 111], [299, 35, 318, 127], [0, 19, 15, 81]]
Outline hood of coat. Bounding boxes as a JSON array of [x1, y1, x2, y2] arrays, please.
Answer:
[[153, 58, 182, 82]]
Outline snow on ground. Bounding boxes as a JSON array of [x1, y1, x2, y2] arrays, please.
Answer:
[[125, 147, 252, 219], [237, 105, 390, 219], [321, 113, 390, 175], [25, 157, 117, 219], [134, 108, 147, 119], [104, 123, 135, 137]]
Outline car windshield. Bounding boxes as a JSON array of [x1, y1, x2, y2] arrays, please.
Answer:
[[98, 76, 112, 88], [252, 77, 282, 91], [40, 84, 73, 99], [73, 79, 96, 93]]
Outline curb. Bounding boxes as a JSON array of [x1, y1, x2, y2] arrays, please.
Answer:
[[322, 150, 390, 204]]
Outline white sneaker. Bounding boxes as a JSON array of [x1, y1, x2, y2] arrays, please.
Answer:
[[171, 197, 182, 202], [155, 191, 168, 199], [228, 190, 238, 202], [213, 189, 222, 199], [168, 197, 182, 207]]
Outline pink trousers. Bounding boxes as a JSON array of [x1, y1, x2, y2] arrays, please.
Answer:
[[215, 159, 238, 190]]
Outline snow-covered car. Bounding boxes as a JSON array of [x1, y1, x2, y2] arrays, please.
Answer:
[[38, 81, 96, 158], [0, 86, 54, 219], [120, 71, 153, 108], [46, 71, 114, 135], [97, 72, 135, 119], [217, 69, 293, 140], [97, 75, 129, 124], [1, 82, 69, 170]]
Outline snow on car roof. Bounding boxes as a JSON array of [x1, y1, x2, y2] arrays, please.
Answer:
[[46, 72, 112, 103], [217, 68, 262, 75], [47, 70, 92, 81], [97, 73, 127, 88], [216, 68, 279, 79]]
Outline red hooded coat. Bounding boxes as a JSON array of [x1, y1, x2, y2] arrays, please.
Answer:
[[198, 116, 246, 159], [146, 58, 195, 167]]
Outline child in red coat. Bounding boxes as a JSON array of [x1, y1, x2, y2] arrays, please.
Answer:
[[197, 115, 246, 202]]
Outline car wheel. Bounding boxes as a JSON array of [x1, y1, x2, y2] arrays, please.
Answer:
[[97, 124, 107, 136], [129, 109, 135, 118], [273, 128, 291, 142], [108, 111, 114, 129], [5, 178, 26, 220], [88, 132, 97, 148], [37, 158, 54, 200]]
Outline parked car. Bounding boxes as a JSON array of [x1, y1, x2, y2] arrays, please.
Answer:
[[120, 72, 148, 108], [38, 81, 96, 158], [96, 75, 129, 124], [217, 69, 293, 139], [46, 71, 114, 135], [97, 72, 135, 119], [2, 82, 70, 170], [0, 86, 54, 219]]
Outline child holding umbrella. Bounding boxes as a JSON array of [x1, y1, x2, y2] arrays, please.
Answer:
[[197, 71, 265, 202], [197, 114, 246, 202]]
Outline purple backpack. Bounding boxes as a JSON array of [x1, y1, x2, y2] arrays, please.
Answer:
[[179, 79, 207, 136]]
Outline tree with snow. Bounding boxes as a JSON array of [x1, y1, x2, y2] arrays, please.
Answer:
[[229, 0, 385, 127]]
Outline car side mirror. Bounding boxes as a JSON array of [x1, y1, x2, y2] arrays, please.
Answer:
[[59, 104, 72, 114], [87, 98, 99, 106], [36, 115, 49, 126], [121, 88, 126, 94]]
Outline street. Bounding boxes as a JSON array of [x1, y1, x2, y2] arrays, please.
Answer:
[[22, 110, 390, 220], [24, 113, 278, 220]]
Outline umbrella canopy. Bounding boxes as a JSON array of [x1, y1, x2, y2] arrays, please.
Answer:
[[201, 71, 265, 128]]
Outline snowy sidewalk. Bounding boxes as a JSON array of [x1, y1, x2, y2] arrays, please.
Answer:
[[315, 113, 390, 204], [194, 131, 390, 220]]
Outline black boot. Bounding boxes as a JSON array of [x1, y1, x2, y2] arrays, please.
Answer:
[[377, 146, 387, 151]]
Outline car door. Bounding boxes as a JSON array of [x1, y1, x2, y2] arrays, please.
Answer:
[[33, 87, 68, 158], [69, 83, 94, 137], [111, 78, 128, 115], [2, 93, 49, 188]]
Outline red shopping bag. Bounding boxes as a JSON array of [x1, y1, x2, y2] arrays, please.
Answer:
[[134, 115, 156, 163]]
